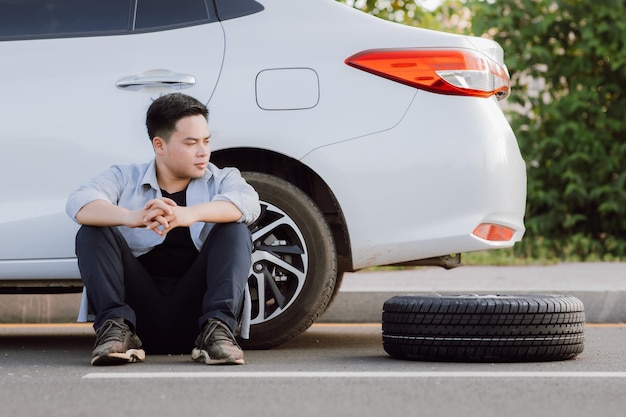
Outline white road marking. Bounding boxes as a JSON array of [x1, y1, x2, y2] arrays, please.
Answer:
[[83, 371, 626, 380]]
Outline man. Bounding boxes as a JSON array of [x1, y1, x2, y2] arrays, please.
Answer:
[[66, 93, 260, 366]]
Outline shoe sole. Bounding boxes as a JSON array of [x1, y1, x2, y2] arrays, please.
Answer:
[[91, 349, 146, 366], [191, 348, 244, 365]]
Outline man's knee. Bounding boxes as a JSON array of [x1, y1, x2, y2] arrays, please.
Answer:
[[76, 225, 99, 249], [75, 226, 119, 255], [211, 223, 252, 250]]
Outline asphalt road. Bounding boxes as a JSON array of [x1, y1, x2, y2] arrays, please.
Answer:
[[1, 323, 625, 417]]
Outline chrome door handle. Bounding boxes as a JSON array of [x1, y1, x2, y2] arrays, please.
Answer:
[[116, 70, 196, 90]]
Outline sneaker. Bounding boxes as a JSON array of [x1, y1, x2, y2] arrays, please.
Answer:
[[191, 319, 244, 365], [91, 318, 145, 366]]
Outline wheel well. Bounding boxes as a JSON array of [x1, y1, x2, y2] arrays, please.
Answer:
[[211, 148, 353, 272]]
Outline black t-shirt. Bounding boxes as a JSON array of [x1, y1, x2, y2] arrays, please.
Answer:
[[137, 188, 199, 278]]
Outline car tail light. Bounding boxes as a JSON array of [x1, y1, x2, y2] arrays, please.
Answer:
[[472, 223, 515, 242], [345, 49, 510, 100]]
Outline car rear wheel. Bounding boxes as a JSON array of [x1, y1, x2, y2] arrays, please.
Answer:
[[382, 294, 585, 362], [240, 172, 337, 349]]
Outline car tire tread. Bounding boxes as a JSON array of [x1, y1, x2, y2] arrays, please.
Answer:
[[382, 294, 585, 362]]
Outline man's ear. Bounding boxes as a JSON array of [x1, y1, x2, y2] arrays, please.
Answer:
[[152, 136, 166, 154]]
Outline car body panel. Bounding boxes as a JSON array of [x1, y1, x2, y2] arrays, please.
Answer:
[[302, 92, 526, 268], [0, 0, 525, 285], [0, 24, 224, 275], [209, 0, 480, 156]]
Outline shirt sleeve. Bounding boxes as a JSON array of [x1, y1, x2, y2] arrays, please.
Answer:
[[211, 167, 261, 225], [65, 165, 125, 223]]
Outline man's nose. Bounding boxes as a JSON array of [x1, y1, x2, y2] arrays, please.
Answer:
[[197, 143, 209, 155]]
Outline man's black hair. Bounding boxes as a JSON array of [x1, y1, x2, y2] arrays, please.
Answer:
[[146, 93, 209, 142]]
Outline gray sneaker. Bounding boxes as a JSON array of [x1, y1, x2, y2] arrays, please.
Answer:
[[91, 318, 145, 366], [191, 319, 244, 365]]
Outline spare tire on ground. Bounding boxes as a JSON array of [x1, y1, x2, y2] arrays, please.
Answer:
[[382, 294, 585, 362]]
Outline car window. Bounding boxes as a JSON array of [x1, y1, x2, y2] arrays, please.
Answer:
[[214, 0, 264, 21], [134, 0, 214, 30], [0, 0, 132, 40], [0, 0, 217, 41]]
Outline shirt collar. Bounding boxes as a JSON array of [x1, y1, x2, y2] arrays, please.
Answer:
[[140, 159, 160, 190], [140, 159, 213, 190]]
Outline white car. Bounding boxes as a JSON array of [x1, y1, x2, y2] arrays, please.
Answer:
[[0, 0, 526, 348]]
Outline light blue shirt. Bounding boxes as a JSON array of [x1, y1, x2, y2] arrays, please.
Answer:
[[66, 159, 260, 257]]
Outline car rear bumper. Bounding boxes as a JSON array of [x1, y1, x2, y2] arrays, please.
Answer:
[[302, 92, 526, 269]]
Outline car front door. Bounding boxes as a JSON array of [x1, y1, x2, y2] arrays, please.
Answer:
[[0, 0, 224, 281]]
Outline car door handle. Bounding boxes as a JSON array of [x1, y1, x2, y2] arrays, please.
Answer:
[[116, 70, 196, 90]]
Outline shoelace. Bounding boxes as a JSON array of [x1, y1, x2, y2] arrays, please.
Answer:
[[95, 319, 128, 345], [202, 320, 239, 345]]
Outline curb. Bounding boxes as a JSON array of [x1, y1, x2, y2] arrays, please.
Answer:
[[320, 263, 626, 324], [319, 290, 626, 324]]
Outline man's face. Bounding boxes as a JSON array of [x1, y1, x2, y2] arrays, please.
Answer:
[[156, 114, 211, 180]]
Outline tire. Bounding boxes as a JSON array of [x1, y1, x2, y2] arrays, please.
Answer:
[[321, 271, 345, 315], [382, 294, 585, 362], [240, 172, 337, 349]]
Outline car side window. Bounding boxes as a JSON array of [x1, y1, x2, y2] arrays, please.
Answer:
[[0, 0, 216, 41], [134, 0, 215, 30], [0, 0, 132, 40]]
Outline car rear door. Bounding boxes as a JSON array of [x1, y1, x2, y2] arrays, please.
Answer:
[[0, 0, 224, 280]]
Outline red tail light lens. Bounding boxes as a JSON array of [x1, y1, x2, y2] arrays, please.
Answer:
[[472, 223, 515, 242], [345, 49, 510, 99]]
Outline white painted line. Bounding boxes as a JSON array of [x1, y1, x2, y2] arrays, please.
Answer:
[[83, 371, 626, 380]]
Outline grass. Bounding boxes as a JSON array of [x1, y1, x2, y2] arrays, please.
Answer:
[[461, 248, 554, 266], [361, 233, 626, 271]]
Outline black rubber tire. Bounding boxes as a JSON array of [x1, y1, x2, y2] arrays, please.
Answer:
[[240, 172, 337, 349], [382, 294, 585, 362], [321, 271, 345, 315]]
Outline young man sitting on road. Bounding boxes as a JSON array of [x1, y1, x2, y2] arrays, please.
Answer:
[[66, 93, 260, 366]]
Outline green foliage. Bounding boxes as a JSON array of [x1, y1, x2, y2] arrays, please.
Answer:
[[338, 0, 433, 27], [337, 0, 467, 32], [466, 0, 626, 260]]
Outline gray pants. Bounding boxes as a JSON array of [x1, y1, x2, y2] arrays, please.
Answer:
[[75, 223, 252, 354]]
